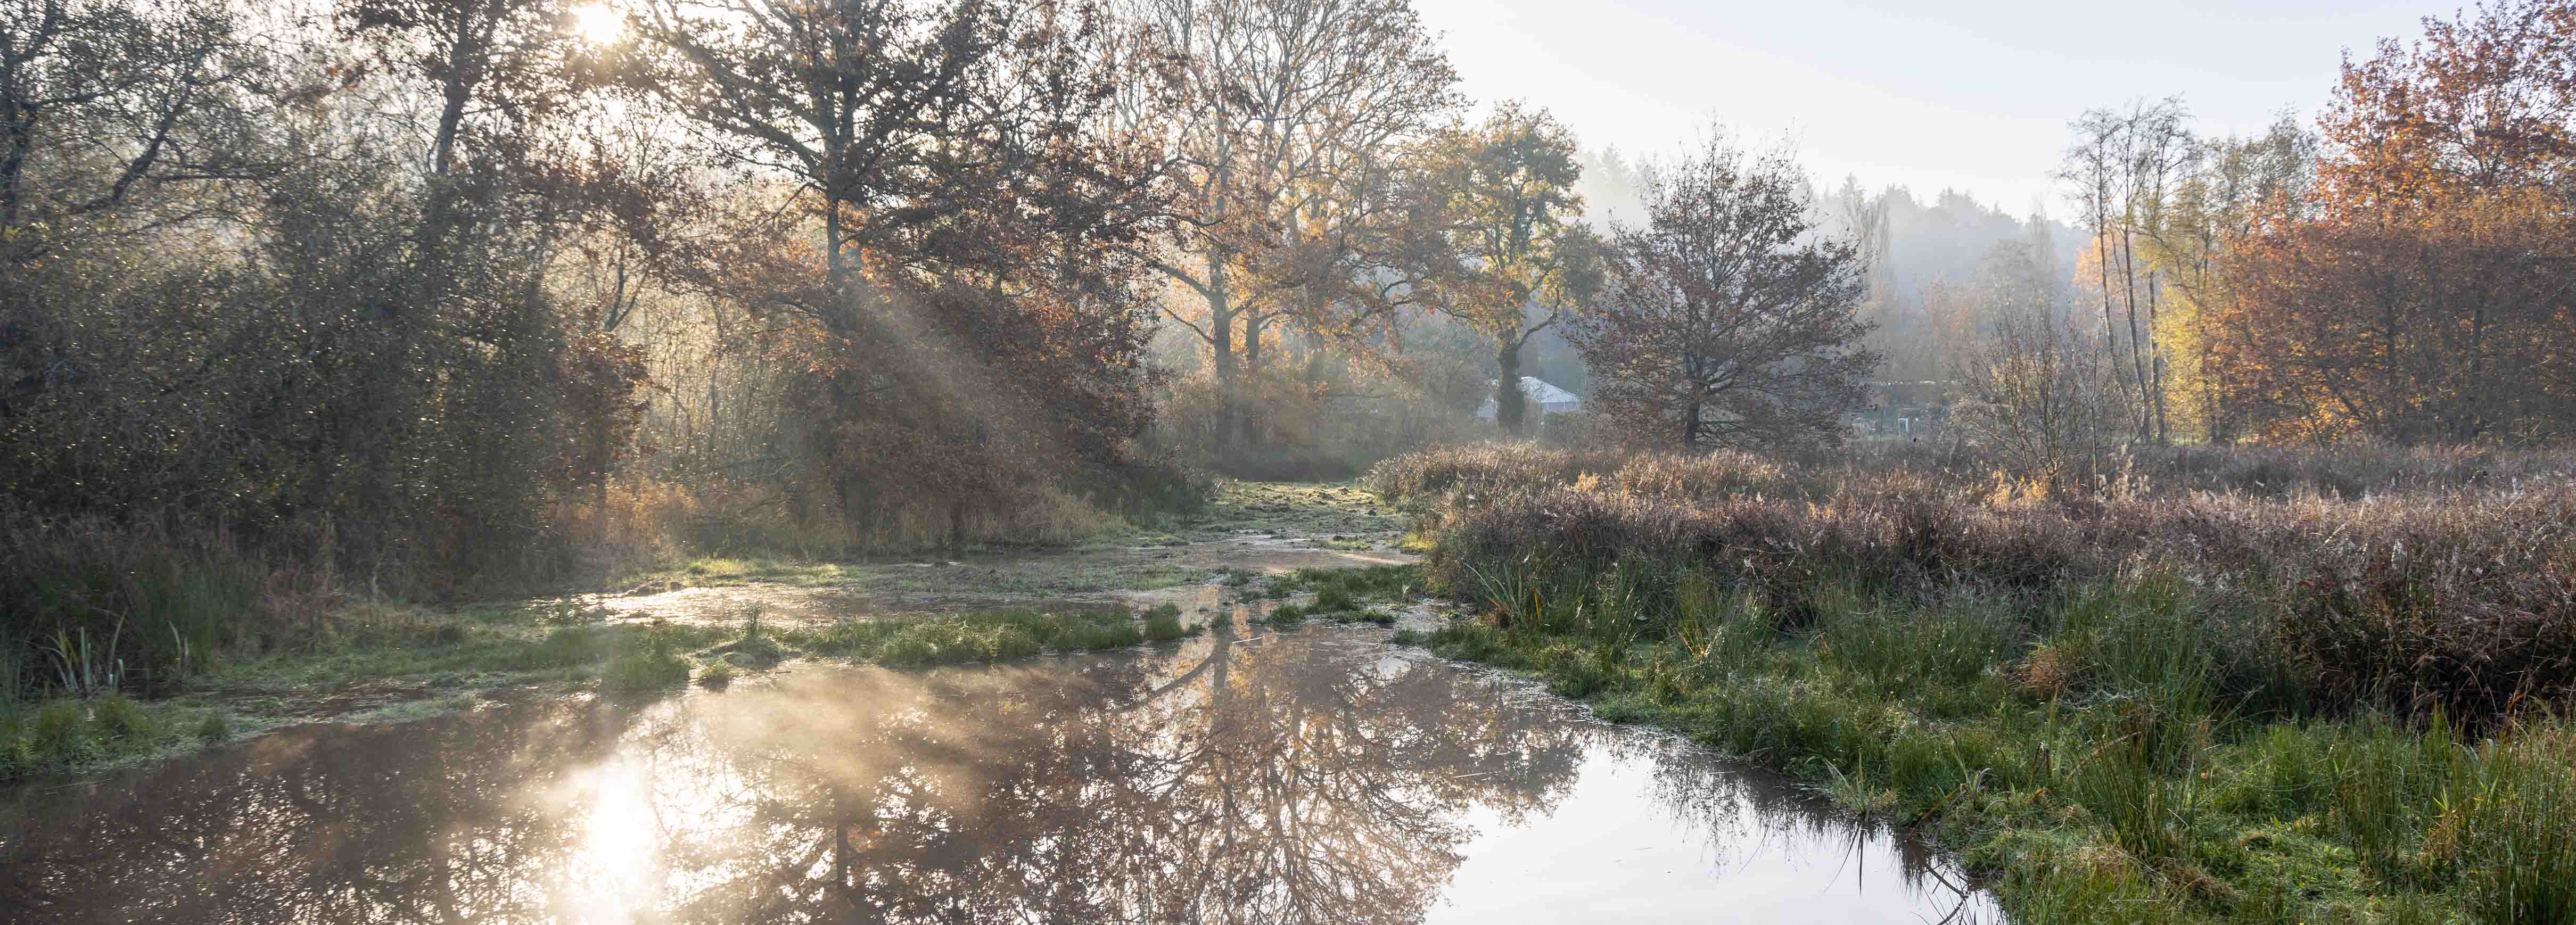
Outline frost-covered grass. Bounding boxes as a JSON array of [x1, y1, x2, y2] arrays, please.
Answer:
[[1384, 443, 2576, 923]]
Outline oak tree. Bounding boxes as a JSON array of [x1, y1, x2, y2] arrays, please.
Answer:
[[1568, 136, 1878, 450]]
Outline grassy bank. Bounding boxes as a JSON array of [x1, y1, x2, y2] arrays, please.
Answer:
[[1379, 444, 2576, 923]]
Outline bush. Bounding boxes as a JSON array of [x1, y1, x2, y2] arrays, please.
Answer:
[[28, 700, 88, 764]]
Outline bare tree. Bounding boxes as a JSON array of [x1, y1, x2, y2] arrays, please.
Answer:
[[2059, 97, 2192, 444], [1948, 239, 2130, 468], [1568, 135, 1878, 450]]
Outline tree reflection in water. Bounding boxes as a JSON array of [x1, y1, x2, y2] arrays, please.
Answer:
[[1, 628, 1988, 924]]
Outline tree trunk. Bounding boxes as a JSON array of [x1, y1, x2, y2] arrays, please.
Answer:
[[1207, 250, 1237, 451], [2119, 229, 2151, 442], [0, 106, 30, 233], [1240, 311, 1265, 447], [2147, 270, 2166, 443], [1494, 338, 1527, 435]]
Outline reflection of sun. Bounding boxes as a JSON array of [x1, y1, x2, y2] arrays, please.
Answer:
[[570, 3, 623, 45], [568, 759, 655, 922]]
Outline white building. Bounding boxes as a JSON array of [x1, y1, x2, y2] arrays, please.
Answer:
[[1475, 377, 1582, 419]]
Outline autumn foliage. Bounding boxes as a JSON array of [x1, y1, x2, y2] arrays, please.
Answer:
[[2212, 0, 2576, 443]]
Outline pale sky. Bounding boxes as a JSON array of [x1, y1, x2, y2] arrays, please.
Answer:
[[1410, 0, 2442, 216]]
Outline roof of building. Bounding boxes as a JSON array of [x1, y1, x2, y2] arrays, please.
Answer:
[[1476, 377, 1583, 417]]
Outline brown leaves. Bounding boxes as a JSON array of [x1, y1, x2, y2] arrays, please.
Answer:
[[2208, 1, 2576, 444]]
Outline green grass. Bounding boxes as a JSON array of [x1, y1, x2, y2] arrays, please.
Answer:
[[1143, 604, 1191, 640], [1273, 564, 1421, 600], [838, 560, 1214, 597], [1394, 560, 2576, 924], [0, 614, 742, 782], [0, 693, 249, 781], [1197, 480, 1408, 538], [600, 629, 692, 691], [621, 556, 857, 590], [1250, 565, 1417, 627], [0, 477, 1392, 782], [781, 606, 1199, 668]]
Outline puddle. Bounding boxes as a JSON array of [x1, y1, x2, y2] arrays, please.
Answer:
[[0, 627, 2001, 924]]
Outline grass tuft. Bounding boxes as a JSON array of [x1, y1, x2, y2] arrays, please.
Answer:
[[1143, 604, 1189, 641], [781, 607, 1190, 668], [600, 628, 691, 691]]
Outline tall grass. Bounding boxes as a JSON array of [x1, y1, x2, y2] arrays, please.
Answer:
[[0, 512, 342, 699], [1383, 443, 2576, 923], [1368, 441, 2576, 508], [1395, 445, 2576, 721]]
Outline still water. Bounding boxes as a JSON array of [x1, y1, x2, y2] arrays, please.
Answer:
[[2, 625, 1998, 924]]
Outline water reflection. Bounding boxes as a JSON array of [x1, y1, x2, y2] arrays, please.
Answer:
[[1, 627, 1997, 924]]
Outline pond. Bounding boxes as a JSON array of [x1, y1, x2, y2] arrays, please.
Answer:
[[1, 622, 1999, 924]]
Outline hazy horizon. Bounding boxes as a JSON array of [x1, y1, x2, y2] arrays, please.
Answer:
[[1414, 0, 2437, 214]]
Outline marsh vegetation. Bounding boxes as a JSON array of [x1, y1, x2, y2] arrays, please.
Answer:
[[1377, 443, 2576, 923]]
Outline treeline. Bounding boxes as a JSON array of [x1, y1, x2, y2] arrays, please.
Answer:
[[1932, 0, 2576, 459]]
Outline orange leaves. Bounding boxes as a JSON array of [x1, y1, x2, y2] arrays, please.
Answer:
[[2318, 0, 2576, 221], [2204, 1, 2576, 444]]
